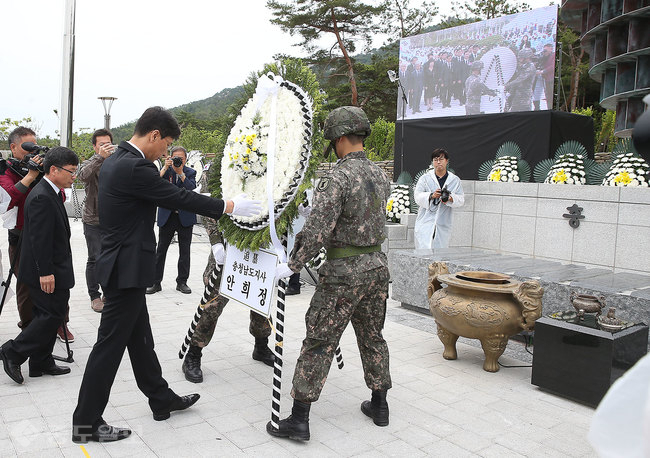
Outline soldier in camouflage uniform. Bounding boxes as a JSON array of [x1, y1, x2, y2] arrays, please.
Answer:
[[266, 106, 392, 442], [465, 61, 497, 116], [505, 48, 537, 112], [181, 167, 274, 384]]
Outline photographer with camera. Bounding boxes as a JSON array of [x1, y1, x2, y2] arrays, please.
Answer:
[[0, 127, 43, 330], [146, 146, 197, 295], [414, 148, 464, 249], [77, 129, 117, 313]]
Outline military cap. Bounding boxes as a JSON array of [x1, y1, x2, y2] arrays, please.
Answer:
[[471, 61, 484, 70], [323, 106, 371, 141]]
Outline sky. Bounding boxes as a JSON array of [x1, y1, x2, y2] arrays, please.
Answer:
[[1, 0, 559, 138]]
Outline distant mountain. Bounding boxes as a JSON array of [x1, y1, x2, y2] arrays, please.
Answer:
[[173, 86, 245, 120], [111, 86, 245, 142]]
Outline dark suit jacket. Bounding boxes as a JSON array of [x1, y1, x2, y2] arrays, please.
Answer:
[[96, 141, 225, 289], [157, 166, 197, 227], [18, 178, 74, 289]]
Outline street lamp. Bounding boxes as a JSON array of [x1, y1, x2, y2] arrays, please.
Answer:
[[98, 96, 117, 130]]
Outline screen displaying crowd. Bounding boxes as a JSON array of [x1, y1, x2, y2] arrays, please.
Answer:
[[396, 5, 559, 120]]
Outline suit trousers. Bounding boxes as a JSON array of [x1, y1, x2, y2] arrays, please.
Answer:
[[8, 242, 35, 328], [83, 223, 102, 300], [73, 286, 176, 433], [154, 213, 193, 285], [2, 286, 69, 370]]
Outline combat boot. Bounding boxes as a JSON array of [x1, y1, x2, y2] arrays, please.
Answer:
[[361, 390, 389, 426], [182, 345, 203, 383], [252, 337, 275, 367], [266, 399, 310, 441]]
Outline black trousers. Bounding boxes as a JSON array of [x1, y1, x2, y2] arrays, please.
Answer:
[[154, 213, 193, 285], [8, 240, 35, 328], [2, 286, 69, 370], [73, 286, 176, 433]]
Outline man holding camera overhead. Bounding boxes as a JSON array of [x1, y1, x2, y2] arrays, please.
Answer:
[[0, 127, 42, 330], [146, 146, 197, 295], [414, 148, 465, 249]]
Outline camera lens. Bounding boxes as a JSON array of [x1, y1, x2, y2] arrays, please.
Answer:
[[172, 157, 183, 168]]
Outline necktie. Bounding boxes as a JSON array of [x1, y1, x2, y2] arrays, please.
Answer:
[[60, 189, 66, 203]]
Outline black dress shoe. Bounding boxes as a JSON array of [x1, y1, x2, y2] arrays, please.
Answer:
[[0, 348, 23, 384], [146, 283, 162, 294], [176, 283, 191, 294], [29, 363, 71, 377], [285, 286, 300, 296], [153, 393, 200, 421], [72, 423, 131, 443]]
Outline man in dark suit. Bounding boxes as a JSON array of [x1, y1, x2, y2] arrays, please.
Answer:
[[147, 146, 197, 295], [72, 107, 261, 444], [440, 54, 454, 108], [0, 147, 79, 384], [408, 62, 424, 114]]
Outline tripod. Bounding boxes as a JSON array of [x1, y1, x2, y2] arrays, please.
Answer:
[[0, 233, 73, 363]]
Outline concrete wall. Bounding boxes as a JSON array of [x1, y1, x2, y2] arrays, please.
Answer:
[[384, 180, 650, 275]]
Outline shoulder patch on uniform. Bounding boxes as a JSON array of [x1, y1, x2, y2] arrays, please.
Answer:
[[316, 177, 332, 192]]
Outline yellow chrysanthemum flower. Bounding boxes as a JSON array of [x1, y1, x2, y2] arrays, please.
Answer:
[[613, 171, 632, 185], [386, 199, 394, 212], [489, 169, 502, 182], [552, 169, 568, 183]]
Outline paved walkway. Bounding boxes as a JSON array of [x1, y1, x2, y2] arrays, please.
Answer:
[[0, 220, 596, 457]]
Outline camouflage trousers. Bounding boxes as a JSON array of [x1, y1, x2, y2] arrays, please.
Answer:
[[191, 266, 271, 348], [465, 102, 481, 115], [291, 266, 392, 403]]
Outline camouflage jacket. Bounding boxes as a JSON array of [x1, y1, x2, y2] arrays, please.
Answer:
[[288, 150, 390, 278], [465, 74, 495, 105]]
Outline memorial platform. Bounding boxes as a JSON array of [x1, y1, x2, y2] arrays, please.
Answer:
[[389, 247, 650, 349]]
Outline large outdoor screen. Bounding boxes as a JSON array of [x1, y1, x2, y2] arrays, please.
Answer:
[[396, 5, 558, 120]]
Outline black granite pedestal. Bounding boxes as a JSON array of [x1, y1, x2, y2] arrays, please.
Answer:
[[531, 317, 648, 406]]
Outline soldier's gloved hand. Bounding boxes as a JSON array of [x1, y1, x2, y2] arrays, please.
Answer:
[[211, 243, 226, 265], [297, 203, 311, 217], [227, 193, 262, 217], [275, 263, 294, 281]]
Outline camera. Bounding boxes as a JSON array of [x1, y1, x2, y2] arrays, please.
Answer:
[[20, 142, 50, 173], [440, 186, 451, 203], [172, 156, 183, 168]]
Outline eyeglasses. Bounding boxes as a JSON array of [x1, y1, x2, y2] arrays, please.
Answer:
[[432, 157, 447, 163], [57, 166, 77, 176]]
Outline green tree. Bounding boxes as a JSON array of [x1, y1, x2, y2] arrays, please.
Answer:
[[365, 117, 395, 160], [175, 126, 224, 160], [267, 0, 384, 106], [558, 22, 589, 112], [451, 0, 531, 20], [0, 117, 40, 144], [380, 0, 439, 40]]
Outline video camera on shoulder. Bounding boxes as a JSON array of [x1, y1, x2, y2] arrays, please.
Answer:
[[21, 142, 49, 173], [2, 142, 49, 178]]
